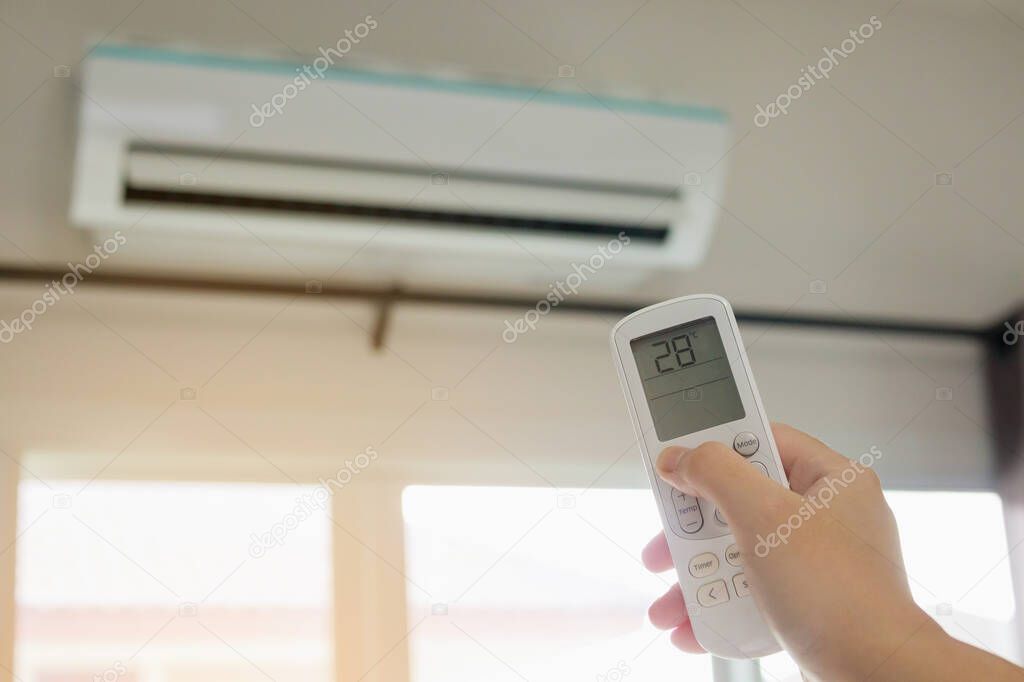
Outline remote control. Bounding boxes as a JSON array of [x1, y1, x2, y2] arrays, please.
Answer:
[[610, 294, 788, 659]]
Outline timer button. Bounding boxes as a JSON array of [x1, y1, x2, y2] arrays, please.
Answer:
[[688, 552, 719, 578], [733, 432, 759, 457]]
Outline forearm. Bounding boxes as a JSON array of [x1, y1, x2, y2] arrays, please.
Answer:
[[799, 610, 1023, 682], [854, 616, 1024, 682]]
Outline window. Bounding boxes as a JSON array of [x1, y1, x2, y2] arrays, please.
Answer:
[[12, 481, 1018, 682], [15, 480, 333, 682], [760, 491, 1018, 680], [402, 485, 713, 682]]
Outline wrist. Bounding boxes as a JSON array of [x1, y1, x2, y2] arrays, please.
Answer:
[[804, 605, 949, 682], [850, 610, 966, 682]]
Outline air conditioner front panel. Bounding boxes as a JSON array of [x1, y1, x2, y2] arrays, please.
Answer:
[[71, 45, 731, 275]]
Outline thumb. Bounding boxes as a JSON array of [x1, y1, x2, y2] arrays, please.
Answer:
[[655, 442, 791, 530]]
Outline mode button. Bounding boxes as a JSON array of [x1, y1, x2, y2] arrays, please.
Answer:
[[733, 432, 759, 457]]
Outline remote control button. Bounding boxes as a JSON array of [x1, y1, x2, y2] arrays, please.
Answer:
[[688, 552, 719, 578], [725, 544, 742, 566], [733, 432, 759, 457], [732, 573, 751, 597], [697, 580, 730, 608], [752, 461, 770, 477], [675, 495, 704, 534], [714, 508, 727, 525]]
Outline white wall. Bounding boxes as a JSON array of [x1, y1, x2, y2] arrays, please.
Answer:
[[0, 284, 993, 490]]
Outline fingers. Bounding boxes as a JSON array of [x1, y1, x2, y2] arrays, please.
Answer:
[[644, 537, 705, 653], [670, 622, 705, 654], [770, 422, 852, 495], [650, 582, 705, 654], [655, 441, 791, 529], [649, 583, 687, 629], [641, 532, 673, 573]]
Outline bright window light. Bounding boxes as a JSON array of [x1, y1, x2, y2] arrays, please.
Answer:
[[402, 485, 714, 682], [15, 480, 333, 682]]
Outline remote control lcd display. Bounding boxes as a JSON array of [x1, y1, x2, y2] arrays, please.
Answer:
[[630, 317, 745, 440]]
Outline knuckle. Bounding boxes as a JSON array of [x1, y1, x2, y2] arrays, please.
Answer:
[[698, 440, 734, 458], [678, 441, 739, 483], [682, 442, 728, 474], [677, 455, 705, 481], [858, 466, 882, 490]]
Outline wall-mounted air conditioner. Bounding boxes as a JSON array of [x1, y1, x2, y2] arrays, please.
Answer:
[[71, 45, 730, 282]]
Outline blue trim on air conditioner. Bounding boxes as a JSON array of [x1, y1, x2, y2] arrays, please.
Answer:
[[89, 44, 728, 124]]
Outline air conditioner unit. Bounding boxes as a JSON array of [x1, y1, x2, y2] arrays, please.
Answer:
[[71, 45, 730, 284]]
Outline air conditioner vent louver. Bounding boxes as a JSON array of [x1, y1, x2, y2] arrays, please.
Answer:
[[124, 145, 675, 242], [125, 186, 672, 242]]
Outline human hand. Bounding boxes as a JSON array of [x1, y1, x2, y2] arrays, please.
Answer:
[[641, 423, 942, 680]]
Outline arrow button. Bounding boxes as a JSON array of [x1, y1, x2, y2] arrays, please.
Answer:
[[697, 579, 730, 608]]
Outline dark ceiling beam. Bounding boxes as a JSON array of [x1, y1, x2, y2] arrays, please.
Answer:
[[0, 264, 1000, 346]]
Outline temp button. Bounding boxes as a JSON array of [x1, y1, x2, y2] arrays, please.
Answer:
[[733, 432, 759, 457], [675, 495, 704, 534]]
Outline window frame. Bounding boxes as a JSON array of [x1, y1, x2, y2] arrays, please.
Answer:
[[3, 445, 1022, 682]]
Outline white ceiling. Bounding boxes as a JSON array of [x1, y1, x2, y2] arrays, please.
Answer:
[[0, 0, 1022, 323]]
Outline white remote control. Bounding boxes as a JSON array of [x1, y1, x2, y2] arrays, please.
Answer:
[[610, 294, 789, 659]]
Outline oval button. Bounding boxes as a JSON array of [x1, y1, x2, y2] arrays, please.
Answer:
[[688, 552, 719, 578], [696, 579, 730, 608], [732, 573, 751, 598], [675, 495, 704, 534], [733, 432, 759, 457], [725, 544, 742, 566]]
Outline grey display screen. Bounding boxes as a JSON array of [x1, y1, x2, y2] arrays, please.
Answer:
[[630, 317, 745, 440]]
